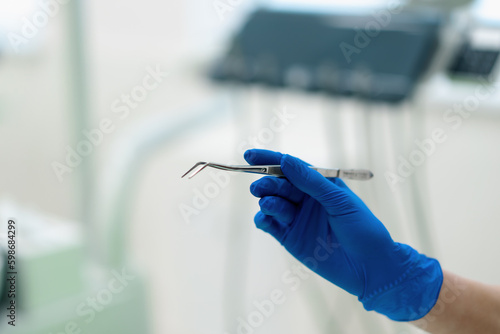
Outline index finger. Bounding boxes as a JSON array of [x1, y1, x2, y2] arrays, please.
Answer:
[[244, 149, 283, 165]]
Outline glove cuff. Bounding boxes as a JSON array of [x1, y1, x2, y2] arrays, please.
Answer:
[[359, 253, 443, 322]]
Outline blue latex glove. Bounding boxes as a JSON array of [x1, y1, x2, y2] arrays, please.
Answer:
[[245, 149, 443, 321]]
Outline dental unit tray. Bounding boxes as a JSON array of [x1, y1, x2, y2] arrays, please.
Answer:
[[182, 162, 373, 180]]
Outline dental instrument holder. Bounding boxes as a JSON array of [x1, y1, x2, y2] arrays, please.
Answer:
[[210, 8, 442, 103]]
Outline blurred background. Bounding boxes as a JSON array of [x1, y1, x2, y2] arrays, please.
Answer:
[[0, 0, 500, 333]]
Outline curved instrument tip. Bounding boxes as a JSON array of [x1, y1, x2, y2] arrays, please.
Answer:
[[181, 162, 208, 179]]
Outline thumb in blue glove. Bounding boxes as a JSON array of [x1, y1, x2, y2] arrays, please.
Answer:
[[245, 149, 443, 322]]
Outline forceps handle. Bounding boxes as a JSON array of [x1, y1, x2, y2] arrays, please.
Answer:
[[236, 165, 373, 181]]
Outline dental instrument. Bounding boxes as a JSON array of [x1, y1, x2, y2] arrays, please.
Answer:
[[181, 162, 373, 180]]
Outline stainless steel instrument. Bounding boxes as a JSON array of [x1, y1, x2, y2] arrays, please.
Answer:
[[182, 162, 373, 180]]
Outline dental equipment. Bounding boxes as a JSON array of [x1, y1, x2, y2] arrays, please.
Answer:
[[182, 162, 374, 180]]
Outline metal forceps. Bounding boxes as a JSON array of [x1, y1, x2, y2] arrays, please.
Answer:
[[182, 162, 373, 180]]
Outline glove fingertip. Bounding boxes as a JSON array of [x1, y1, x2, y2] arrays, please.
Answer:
[[249, 181, 258, 197], [254, 212, 286, 242], [254, 211, 271, 230], [258, 196, 273, 210], [250, 177, 274, 197], [244, 149, 254, 164]]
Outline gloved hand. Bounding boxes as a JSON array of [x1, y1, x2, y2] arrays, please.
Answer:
[[245, 149, 443, 321]]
